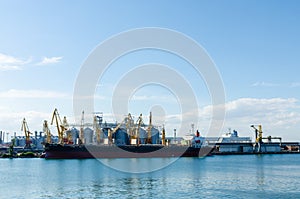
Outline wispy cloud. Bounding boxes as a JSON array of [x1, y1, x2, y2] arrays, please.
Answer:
[[131, 94, 176, 102], [251, 81, 300, 88], [37, 56, 63, 65], [290, 82, 300, 88], [0, 53, 31, 71], [0, 89, 69, 99], [251, 81, 280, 87]]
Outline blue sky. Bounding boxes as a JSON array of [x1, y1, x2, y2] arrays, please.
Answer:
[[0, 0, 300, 141]]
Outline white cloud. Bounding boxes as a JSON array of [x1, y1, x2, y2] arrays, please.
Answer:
[[0, 89, 69, 99], [37, 56, 63, 65], [0, 109, 54, 136], [251, 81, 280, 87], [197, 98, 299, 124], [0, 53, 31, 71], [155, 97, 300, 139], [212, 98, 300, 140]]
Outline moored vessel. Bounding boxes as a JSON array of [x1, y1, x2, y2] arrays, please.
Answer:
[[44, 143, 213, 159]]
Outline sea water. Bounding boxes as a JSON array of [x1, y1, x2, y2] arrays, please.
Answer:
[[0, 154, 300, 198]]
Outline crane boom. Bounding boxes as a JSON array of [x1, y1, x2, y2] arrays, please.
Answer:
[[63, 116, 72, 144], [21, 118, 31, 148], [135, 114, 143, 146], [162, 125, 166, 146], [93, 115, 101, 144], [251, 124, 263, 152], [147, 112, 152, 144], [126, 113, 133, 143], [80, 111, 84, 144], [51, 108, 67, 145], [43, 120, 52, 144]]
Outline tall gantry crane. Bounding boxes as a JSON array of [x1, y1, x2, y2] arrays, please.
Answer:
[[147, 112, 152, 144], [43, 120, 52, 144], [93, 112, 103, 145], [162, 125, 166, 146], [62, 116, 72, 144], [135, 113, 143, 146], [51, 108, 68, 145], [126, 113, 134, 144], [251, 124, 263, 152], [79, 111, 85, 144], [21, 118, 32, 148], [251, 124, 282, 150]]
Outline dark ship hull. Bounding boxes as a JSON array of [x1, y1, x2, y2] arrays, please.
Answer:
[[44, 143, 213, 159]]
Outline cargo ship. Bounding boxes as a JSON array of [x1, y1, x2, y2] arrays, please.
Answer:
[[44, 143, 213, 159], [43, 110, 213, 159]]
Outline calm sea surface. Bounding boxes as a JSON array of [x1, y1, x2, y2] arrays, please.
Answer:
[[1, 154, 300, 198]]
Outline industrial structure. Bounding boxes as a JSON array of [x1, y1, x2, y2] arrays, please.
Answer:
[[1, 108, 300, 158]]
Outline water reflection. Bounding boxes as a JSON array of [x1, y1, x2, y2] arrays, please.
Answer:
[[2, 156, 300, 198], [255, 155, 265, 191], [99, 157, 179, 173]]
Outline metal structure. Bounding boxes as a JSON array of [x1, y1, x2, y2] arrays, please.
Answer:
[[51, 108, 67, 145], [43, 120, 52, 144], [62, 116, 72, 144], [262, 136, 282, 146], [21, 118, 31, 148], [251, 124, 263, 152], [251, 125, 263, 142], [162, 125, 166, 146], [126, 113, 134, 143], [80, 111, 85, 144], [135, 114, 143, 146], [147, 112, 152, 144], [250, 125, 282, 152], [93, 112, 103, 144]]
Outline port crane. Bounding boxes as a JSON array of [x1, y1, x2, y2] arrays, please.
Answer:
[[126, 113, 134, 144], [135, 113, 143, 146], [108, 116, 126, 143], [93, 114, 102, 144], [106, 113, 135, 144], [79, 111, 85, 144], [251, 125, 263, 152], [43, 120, 52, 144], [21, 118, 31, 148], [62, 116, 72, 144], [162, 125, 166, 146], [147, 112, 152, 144], [51, 108, 68, 145], [251, 124, 283, 152]]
